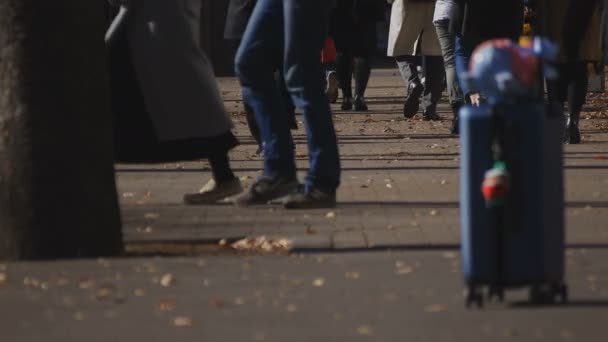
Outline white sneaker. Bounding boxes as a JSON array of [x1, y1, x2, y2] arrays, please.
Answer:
[[183, 178, 243, 205], [326, 71, 339, 103]]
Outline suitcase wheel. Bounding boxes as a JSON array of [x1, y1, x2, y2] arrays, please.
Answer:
[[465, 286, 484, 308], [529, 283, 568, 304], [488, 286, 505, 303]]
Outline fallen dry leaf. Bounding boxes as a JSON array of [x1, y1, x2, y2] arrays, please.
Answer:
[[24, 277, 42, 289], [325, 211, 337, 219], [172, 316, 193, 327], [95, 287, 113, 301], [134, 288, 146, 297], [305, 226, 316, 235], [209, 297, 226, 308], [357, 325, 374, 336], [345, 272, 361, 280], [312, 278, 326, 287], [286, 304, 298, 312], [158, 299, 176, 312], [424, 304, 447, 313], [0, 273, 6, 285], [442, 252, 458, 259], [160, 274, 175, 287], [144, 213, 160, 219]]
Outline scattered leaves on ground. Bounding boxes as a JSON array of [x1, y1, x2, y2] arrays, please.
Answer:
[[231, 236, 293, 253], [24, 277, 43, 289]]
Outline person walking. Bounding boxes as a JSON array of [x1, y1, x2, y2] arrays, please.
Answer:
[[451, 0, 525, 106], [107, 0, 243, 204], [234, 0, 341, 209], [387, 0, 444, 121], [330, 0, 385, 111], [433, 0, 464, 133], [534, 0, 603, 144], [224, 0, 297, 154]]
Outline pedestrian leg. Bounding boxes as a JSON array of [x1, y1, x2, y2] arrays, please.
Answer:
[[282, 0, 341, 208], [420, 55, 445, 121], [396, 55, 423, 118]]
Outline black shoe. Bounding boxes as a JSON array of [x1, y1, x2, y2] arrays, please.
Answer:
[[353, 96, 368, 111], [234, 176, 299, 207], [341, 97, 353, 111], [451, 116, 459, 135], [284, 187, 337, 209], [564, 123, 581, 144], [563, 110, 581, 144], [403, 80, 423, 118], [423, 110, 441, 121]]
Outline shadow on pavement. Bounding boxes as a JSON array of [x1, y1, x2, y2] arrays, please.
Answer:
[[509, 300, 608, 308]]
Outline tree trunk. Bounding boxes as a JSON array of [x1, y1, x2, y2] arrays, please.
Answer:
[[0, 1, 123, 259]]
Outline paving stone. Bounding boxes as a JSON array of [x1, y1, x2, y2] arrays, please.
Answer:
[[289, 235, 333, 251], [365, 230, 399, 248], [332, 232, 368, 250]]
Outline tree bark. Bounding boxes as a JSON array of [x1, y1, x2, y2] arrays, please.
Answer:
[[0, 1, 123, 259]]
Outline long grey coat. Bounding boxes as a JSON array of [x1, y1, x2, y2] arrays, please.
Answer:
[[127, 0, 233, 142], [387, 0, 442, 57]]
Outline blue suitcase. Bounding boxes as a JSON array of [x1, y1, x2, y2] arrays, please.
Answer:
[[459, 102, 567, 307]]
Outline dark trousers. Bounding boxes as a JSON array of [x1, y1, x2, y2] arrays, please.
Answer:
[[336, 50, 373, 99], [546, 62, 589, 119]]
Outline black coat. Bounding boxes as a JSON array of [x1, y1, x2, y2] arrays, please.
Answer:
[[224, 0, 257, 40], [329, 0, 385, 53], [451, 0, 525, 41]]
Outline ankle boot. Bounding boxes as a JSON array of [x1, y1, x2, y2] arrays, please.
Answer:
[[341, 97, 353, 111], [563, 110, 581, 144], [451, 102, 463, 135], [353, 95, 368, 111]]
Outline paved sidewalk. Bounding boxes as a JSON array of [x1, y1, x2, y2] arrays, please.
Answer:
[[118, 70, 608, 251], [2, 70, 608, 342], [1, 250, 607, 342]]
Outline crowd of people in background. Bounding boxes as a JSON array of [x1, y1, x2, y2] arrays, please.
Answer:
[[107, 0, 606, 208]]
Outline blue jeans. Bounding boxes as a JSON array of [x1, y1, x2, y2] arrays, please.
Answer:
[[454, 34, 476, 99], [235, 0, 340, 193]]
